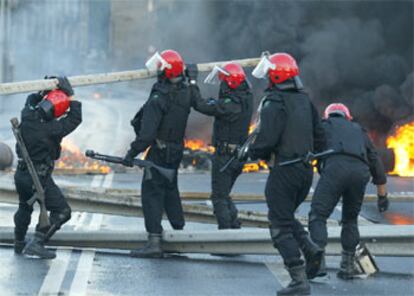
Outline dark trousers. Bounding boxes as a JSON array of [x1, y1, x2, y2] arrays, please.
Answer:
[[309, 156, 370, 252], [210, 152, 243, 229], [141, 146, 184, 234], [14, 168, 71, 241], [265, 163, 313, 267]]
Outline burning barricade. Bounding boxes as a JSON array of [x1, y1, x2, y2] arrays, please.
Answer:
[[386, 121, 414, 177], [55, 139, 111, 175]]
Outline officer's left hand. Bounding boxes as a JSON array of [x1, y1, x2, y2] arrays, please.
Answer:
[[122, 151, 135, 167], [377, 193, 389, 212], [57, 76, 74, 96], [185, 64, 198, 82]]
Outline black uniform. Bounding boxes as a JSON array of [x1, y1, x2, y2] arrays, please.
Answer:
[[308, 116, 387, 252], [127, 78, 205, 234], [195, 81, 253, 229], [249, 86, 325, 267], [14, 93, 82, 241]]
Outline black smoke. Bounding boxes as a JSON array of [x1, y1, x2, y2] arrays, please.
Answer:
[[5, 0, 413, 146], [176, 0, 413, 144]]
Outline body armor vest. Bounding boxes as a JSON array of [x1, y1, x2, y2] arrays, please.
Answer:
[[268, 90, 314, 159], [156, 82, 192, 144], [213, 84, 253, 146], [324, 117, 367, 162]]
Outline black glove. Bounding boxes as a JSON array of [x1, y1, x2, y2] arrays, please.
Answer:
[[38, 75, 57, 97], [57, 76, 74, 96], [122, 150, 136, 167], [185, 64, 198, 82], [377, 193, 389, 212]]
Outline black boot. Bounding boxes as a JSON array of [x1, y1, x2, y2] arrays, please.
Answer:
[[299, 235, 323, 279], [337, 250, 363, 280], [315, 254, 327, 278], [23, 232, 56, 259], [130, 233, 163, 258], [277, 264, 311, 296], [14, 240, 26, 255]]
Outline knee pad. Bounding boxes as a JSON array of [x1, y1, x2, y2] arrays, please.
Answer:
[[50, 207, 72, 229], [269, 226, 294, 247]]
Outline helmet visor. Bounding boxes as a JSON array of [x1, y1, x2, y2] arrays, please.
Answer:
[[204, 65, 229, 85], [145, 52, 172, 72], [252, 56, 276, 79]]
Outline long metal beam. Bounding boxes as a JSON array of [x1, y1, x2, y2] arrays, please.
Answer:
[[0, 57, 261, 95], [0, 187, 345, 227], [0, 225, 413, 256]]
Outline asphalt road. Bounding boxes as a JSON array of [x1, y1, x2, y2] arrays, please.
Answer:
[[1, 92, 413, 295]]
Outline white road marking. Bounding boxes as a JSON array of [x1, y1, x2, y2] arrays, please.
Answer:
[[38, 249, 72, 295], [102, 172, 114, 189], [265, 261, 291, 287], [90, 175, 103, 188], [68, 214, 103, 296]]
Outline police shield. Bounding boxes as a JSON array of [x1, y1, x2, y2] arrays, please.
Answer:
[[204, 65, 229, 85], [252, 56, 276, 79], [145, 52, 172, 72]]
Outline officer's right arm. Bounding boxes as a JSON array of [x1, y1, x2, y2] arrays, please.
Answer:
[[48, 101, 82, 138], [363, 131, 387, 185], [128, 93, 165, 157], [189, 84, 218, 116], [311, 103, 326, 153], [249, 100, 286, 160], [25, 93, 43, 108]]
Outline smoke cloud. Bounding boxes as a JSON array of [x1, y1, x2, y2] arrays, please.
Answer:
[[4, 0, 414, 146]]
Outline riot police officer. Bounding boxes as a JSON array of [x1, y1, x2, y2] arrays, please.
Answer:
[[308, 103, 388, 280], [14, 77, 81, 259], [197, 62, 253, 229], [248, 53, 326, 296], [123, 49, 205, 258]]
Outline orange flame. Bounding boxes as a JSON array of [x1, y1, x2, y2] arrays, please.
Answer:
[[243, 160, 268, 173], [386, 121, 414, 177], [55, 139, 111, 174], [184, 139, 215, 153]]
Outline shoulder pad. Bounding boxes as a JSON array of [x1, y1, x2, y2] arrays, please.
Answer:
[[264, 91, 284, 103]]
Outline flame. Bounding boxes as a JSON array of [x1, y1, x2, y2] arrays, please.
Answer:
[[184, 139, 215, 153], [55, 139, 111, 174], [386, 121, 414, 177], [243, 160, 268, 173], [384, 212, 414, 225]]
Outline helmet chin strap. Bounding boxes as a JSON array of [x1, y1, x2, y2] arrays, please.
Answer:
[[273, 76, 304, 91], [169, 75, 183, 84]]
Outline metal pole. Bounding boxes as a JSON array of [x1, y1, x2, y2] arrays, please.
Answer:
[[0, 57, 261, 95]]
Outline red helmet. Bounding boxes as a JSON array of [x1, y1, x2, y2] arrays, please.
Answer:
[[218, 63, 246, 89], [39, 90, 70, 120], [324, 103, 353, 120], [160, 50, 184, 79], [268, 53, 299, 84]]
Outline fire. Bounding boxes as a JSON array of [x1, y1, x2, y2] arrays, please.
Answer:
[[243, 160, 268, 173], [55, 139, 111, 174], [184, 139, 215, 153], [386, 121, 414, 177]]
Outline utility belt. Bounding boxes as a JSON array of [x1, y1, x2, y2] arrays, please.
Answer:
[[328, 152, 368, 165], [17, 160, 54, 177], [215, 142, 238, 155]]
